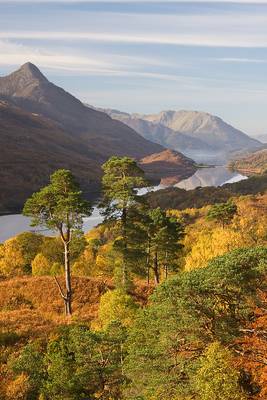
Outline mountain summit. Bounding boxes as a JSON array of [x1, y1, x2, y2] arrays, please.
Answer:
[[12, 62, 48, 82], [141, 110, 260, 153], [0, 62, 48, 97]]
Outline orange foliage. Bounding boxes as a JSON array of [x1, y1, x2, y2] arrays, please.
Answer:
[[234, 292, 267, 399], [0, 275, 151, 339], [5, 373, 31, 400]]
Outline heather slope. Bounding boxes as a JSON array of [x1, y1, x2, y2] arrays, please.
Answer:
[[0, 100, 102, 213]]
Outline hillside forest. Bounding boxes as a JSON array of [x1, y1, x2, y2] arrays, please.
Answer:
[[0, 157, 266, 400]]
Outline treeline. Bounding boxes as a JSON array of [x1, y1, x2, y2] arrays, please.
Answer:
[[145, 171, 267, 210]]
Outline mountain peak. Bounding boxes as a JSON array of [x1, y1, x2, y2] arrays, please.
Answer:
[[15, 62, 48, 82], [0, 62, 48, 98], [143, 109, 230, 135]]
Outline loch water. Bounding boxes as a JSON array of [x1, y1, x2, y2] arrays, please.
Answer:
[[0, 166, 247, 242]]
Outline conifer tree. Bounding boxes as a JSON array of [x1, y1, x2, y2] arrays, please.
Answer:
[[207, 200, 237, 228], [23, 169, 91, 315], [145, 207, 184, 284], [100, 156, 147, 287]]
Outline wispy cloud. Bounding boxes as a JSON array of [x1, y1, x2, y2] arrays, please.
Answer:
[[1, 30, 267, 48], [1, 0, 267, 3], [217, 57, 267, 63], [0, 5, 266, 48], [0, 39, 175, 76], [1, 39, 265, 94]]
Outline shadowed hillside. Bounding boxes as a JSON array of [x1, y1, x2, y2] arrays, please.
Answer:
[[0, 63, 196, 213]]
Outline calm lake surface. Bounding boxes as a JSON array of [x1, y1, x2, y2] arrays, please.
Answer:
[[175, 165, 247, 190], [0, 166, 247, 242]]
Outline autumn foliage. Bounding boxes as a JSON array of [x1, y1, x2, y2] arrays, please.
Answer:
[[0, 189, 266, 399]]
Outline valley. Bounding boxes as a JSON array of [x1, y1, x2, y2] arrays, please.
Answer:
[[0, 63, 196, 214], [0, 64, 266, 400], [1, 0, 267, 398]]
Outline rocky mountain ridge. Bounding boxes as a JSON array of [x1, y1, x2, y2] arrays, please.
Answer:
[[96, 107, 261, 164]]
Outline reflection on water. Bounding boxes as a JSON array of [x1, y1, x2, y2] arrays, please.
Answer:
[[136, 184, 166, 196], [175, 166, 247, 190], [0, 167, 247, 242]]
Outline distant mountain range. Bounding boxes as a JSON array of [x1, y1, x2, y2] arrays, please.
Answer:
[[96, 107, 262, 164], [0, 63, 196, 213]]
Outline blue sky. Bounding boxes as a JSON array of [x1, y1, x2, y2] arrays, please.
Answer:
[[0, 1, 266, 135]]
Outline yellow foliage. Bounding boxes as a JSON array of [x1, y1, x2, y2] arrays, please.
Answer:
[[232, 196, 267, 245], [50, 262, 64, 276], [170, 194, 267, 271], [96, 289, 138, 329], [0, 238, 25, 276], [95, 243, 114, 276], [31, 253, 51, 276], [185, 227, 243, 270], [72, 248, 95, 276], [85, 224, 110, 242], [72, 241, 115, 277]]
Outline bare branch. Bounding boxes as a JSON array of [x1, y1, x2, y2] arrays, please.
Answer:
[[54, 276, 67, 300]]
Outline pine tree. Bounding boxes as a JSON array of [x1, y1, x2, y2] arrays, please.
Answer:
[[23, 169, 92, 315], [100, 156, 148, 287]]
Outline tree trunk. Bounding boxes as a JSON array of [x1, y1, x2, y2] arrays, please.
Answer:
[[165, 265, 168, 280], [153, 251, 160, 285], [121, 206, 127, 287], [146, 239, 151, 285], [63, 240, 72, 316], [164, 250, 168, 280]]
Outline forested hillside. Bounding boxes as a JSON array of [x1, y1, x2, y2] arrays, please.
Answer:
[[229, 149, 267, 175], [0, 159, 266, 399]]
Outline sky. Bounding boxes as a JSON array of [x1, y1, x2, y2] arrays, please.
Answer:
[[0, 1, 266, 136]]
